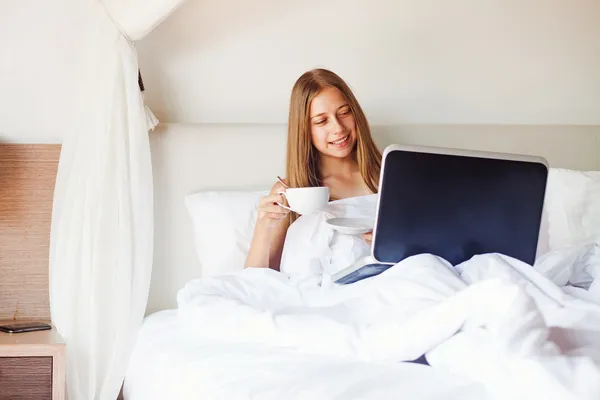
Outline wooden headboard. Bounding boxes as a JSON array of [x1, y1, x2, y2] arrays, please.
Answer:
[[0, 144, 61, 321]]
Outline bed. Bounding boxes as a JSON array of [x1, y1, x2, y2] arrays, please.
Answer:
[[123, 123, 600, 399], [124, 309, 489, 399]]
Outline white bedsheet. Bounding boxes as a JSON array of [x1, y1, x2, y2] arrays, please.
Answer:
[[123, 309, 488, 400], [126, 193, 600, 399], [172, 247, 600, 400]]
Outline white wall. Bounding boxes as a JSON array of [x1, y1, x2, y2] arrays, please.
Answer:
[[0, 0, 83, 143], [1, 0, 600, 142], [136, 0, 600, 125]]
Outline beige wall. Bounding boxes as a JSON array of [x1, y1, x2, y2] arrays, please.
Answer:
[[137, 0, 600, 126], [0, 0, 83, 142], [1, 0, 599, 143]]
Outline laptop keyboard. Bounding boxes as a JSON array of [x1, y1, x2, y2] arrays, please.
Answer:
[[334, 263, 393, 285]]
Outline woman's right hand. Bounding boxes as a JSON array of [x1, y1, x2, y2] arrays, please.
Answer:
[[256, 180, 290, 224], [246, 180, 291, 269]]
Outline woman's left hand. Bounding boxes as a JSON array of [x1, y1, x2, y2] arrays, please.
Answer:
[[361, 232, 373, 245]]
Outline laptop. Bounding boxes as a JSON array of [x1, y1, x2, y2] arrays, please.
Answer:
[[332, 144, 549, 285]]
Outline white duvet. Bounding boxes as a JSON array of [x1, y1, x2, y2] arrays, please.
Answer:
[[170, 196, 600, 399]]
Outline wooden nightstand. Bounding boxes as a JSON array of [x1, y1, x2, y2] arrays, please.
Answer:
[[0, 321, 66, 400]]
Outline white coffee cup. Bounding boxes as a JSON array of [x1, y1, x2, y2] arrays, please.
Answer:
[[277, 186, 330, 215]]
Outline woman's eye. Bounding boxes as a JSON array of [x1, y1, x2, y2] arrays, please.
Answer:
[[315, 119, 326, 125], [339, 109, 350, 116]]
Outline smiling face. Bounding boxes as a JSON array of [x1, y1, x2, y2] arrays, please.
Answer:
[[285, 69, 382, 218], [309, 86, 357, 160]]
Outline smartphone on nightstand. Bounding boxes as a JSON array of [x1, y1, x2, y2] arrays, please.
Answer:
[[0, 322, 52, 333]]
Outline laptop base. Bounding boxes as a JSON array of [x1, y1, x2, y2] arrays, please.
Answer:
[[332, 256, 393, 285]]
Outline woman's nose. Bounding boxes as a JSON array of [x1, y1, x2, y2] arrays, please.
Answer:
[[329, 116, 344, 134]]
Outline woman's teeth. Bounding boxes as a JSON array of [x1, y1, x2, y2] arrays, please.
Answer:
[[330, 136, 348, 145]]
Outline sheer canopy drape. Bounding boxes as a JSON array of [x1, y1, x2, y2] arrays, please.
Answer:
[[49, 1, 185, 399]]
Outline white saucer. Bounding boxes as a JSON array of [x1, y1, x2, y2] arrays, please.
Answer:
[[325, 217, 374, 235]]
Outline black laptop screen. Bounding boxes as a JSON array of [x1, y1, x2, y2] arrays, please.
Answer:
[[373, 149, 548, 266]]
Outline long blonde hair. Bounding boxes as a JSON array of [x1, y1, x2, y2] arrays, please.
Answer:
[[285, 69, 382, 220]]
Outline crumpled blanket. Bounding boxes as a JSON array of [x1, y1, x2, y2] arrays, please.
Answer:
[[177, 194, 600, 399], [177, 247, 600, 400]]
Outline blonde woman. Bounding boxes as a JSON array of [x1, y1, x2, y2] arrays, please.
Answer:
[[245, 69, 382, 270]]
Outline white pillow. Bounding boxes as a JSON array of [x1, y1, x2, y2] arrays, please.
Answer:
[[184, 169, 600, 276], [184, 190, 268, 276], [535, 208, 551, 258], [544, 168, 600, 251]]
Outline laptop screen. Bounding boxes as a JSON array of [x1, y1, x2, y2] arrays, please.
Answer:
[[372, 147, 548, 266]]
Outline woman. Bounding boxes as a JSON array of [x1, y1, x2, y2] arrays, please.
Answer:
[[245, 68, 382, 270]]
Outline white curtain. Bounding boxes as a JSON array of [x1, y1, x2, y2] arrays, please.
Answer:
[[49, 1, 185, 399]]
